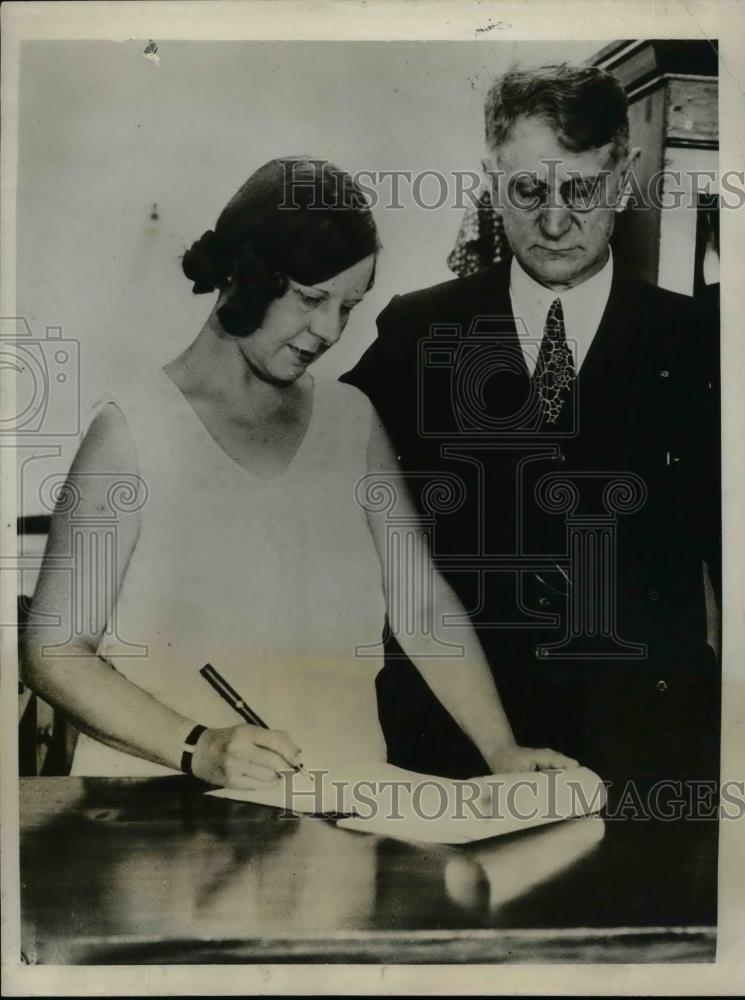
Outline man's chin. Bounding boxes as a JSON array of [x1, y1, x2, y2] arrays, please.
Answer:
[[525, 256, 587, 289]]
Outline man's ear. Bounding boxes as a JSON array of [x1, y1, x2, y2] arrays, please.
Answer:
[[615, 147, 642, 213]]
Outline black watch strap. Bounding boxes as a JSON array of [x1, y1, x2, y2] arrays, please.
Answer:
[[180, 724, 207, 775]]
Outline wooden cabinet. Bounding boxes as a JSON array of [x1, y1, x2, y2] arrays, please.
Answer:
[[592, 40, 719, 297]]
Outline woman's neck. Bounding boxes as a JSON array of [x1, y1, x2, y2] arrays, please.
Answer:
[[165, 309, 305, 418]]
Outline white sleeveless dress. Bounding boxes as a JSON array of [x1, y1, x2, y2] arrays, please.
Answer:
[[71, 371, 388, 775]]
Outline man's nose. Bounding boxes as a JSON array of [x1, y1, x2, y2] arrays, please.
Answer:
[[538, 206, 573, 241], [309, 305, 343, 346]]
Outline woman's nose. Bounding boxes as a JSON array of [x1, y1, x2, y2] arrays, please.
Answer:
[[538, 206, 573, 240], [310, 306, 343, 346]]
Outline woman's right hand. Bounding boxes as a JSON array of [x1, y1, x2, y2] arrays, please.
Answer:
[[483, 743, 580, 774], [191, 725, 304, 788]]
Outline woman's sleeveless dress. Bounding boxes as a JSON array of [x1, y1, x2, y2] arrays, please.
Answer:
[[71, 371, 388, 775]]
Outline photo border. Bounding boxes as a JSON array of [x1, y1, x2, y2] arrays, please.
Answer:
[[2, 1, 743, 995]]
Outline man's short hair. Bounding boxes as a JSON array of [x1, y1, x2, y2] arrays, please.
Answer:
[[485, 63, 630, 162]]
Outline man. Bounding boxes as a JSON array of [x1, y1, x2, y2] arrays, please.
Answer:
[[343, 64, 720, 788]]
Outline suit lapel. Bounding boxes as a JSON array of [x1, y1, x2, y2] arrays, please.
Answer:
[[461, 263, 519, 339], [463, 265, 532, 420], [571, 274, 648, 464]]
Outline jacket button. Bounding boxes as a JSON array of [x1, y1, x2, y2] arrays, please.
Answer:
[[659, 370, 670, 378], [538, 596, 551, 608], [656, 679, 668, 692], [649, 589, 660, 602]]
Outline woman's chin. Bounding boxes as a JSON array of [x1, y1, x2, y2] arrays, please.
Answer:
[[269, 370, 302, 388], [279, 360, 310, 384], [243, 355, 302, 388]]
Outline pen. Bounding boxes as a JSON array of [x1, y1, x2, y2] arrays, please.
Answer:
[[199, 663, 304, 772]]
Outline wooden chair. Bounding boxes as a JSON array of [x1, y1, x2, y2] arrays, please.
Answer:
[[18, 595, 78, 776]]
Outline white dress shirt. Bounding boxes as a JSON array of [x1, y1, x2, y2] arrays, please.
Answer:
[[509, 250, 614, 376]]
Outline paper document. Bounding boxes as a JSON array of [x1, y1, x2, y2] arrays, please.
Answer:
[[208, 762, 408, 814], [207, 764, 606, 844]]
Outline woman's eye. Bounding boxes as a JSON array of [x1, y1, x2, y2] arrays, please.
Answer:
[[293, 287, 323, 308]]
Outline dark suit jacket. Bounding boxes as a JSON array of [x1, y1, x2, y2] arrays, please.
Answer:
[[342, 261, 720, 785]]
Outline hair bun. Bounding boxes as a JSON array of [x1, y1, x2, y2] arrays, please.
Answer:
[[182, 228, 231, 294]]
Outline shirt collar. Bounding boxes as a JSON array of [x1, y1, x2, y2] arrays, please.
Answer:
[[509, 249, 614, 372]]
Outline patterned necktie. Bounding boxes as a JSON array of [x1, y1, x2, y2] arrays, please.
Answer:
[[533, 297, 576, 425]]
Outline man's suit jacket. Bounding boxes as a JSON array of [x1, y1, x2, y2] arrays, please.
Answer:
[[342, 261, 720, 786]]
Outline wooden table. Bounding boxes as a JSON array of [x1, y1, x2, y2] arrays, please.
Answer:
[[19, 777, 718, 964]]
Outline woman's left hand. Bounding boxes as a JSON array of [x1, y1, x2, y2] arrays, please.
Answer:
[[484, 744, 579, 773]]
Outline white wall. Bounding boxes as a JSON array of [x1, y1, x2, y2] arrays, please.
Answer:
[[16, 39, 603, 516]]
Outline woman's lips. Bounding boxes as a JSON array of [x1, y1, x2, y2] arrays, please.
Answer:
[[288, 345, 316, 364]]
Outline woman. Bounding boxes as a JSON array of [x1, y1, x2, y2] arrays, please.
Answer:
[[22, 157, 576, 788]]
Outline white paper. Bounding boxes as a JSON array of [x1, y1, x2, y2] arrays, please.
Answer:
[[207, 765, 606, 844]]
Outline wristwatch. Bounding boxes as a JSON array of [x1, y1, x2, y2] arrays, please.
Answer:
[[180, 724, 207, 775]]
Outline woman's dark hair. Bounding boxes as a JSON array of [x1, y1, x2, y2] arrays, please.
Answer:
[[182, 157, 380, 336]]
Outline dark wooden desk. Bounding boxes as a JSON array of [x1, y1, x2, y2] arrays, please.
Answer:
[[20, 777, 717, 964]]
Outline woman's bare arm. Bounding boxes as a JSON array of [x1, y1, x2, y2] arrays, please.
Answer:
[[22, 403, 300, 784]]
